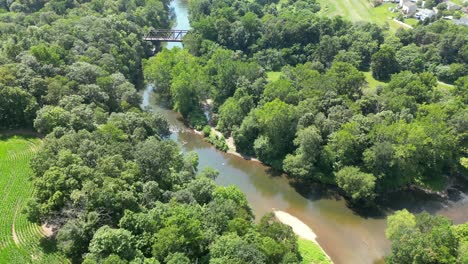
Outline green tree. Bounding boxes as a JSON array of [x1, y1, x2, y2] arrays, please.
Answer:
[[324, 122, 366, 170], [0, 86, 38, 129], [217, 94, 254, 133], [170, 59, 209, 119], [386, 211, 459, 264], [30, 43, 65, 66], [371, 45, 398, 81], [436, 63, 468, 84], [152, 203, 205, 260], [57, 213, 99, 261], [262, 78, 298, 104], [135, 138, 183, 190], [165, 252, 191, 264], [88, 226, 136, 261], [335, 166, 376, 202], [143, 48, 182, 100], [233, 114, 259, 156], [326, 62, 366, 100], [254, 99, 298, 168], [283, 126, 324, 181], [395, 44, 424, 73], [209, 233, 266, 264]]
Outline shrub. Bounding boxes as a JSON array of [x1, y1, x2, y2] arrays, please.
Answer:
[[202, 125, 211, 137], [207, 133, 229, 152], [187, 110, 207, 130]]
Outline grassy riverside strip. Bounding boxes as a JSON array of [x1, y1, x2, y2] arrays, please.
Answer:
[[274, 211, 333, 264], [299, 238, 332, 264]]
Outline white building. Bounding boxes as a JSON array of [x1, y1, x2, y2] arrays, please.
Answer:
[[401, 0, 417, 14], [415, 9, 436, 20]]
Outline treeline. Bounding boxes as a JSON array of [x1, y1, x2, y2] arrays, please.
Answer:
[[144, 0, 467, 204], [1, 0, 302, 263], [185, 0, 467, 82]]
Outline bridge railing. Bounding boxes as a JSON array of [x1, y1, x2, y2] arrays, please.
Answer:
[[143, 29, 189, 42]]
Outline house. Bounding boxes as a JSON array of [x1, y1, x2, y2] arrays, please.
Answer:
[[400, 0, 417, 14], [446, 1, 461, 10], [415, 9, 436, 20], [453, 17, 468, 26]]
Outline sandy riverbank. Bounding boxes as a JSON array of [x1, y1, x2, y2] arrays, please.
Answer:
[[274, 210, 334, 263], [213, 129, 262, 163], [194, 125, 263, 163]]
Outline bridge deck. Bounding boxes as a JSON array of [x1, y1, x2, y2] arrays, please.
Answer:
[[143, 29, 188, 42]]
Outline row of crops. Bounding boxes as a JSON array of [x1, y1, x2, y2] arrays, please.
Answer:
[[0, 135, 66, 263]]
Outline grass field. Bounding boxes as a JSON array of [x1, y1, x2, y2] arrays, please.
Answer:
[[298, 238, 332, 264], [318, 0, 409, 31], [363, 71, 387, 95], [404, 18, 420, 27], [0, 134, 65, 263]]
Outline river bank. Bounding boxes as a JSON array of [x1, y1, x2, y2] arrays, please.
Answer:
[[200, 126, 262, 163], [274, 210, 333, 263]]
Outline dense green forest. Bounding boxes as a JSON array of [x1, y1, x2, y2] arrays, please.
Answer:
[[144, 0, 467, 204], [0, 0, 467, 262], [0, 0, 170, 130], [0, 0, 302, 263]]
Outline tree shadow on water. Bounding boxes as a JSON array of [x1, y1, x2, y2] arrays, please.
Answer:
[[290, 180, 342, 201], [287, 177, 388, 219], [346, 200, 387, 219], [265, 167, 284, 177]]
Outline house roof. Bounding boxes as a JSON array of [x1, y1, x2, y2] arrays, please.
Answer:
[[454, 18, 468, 26], [403, 1, 416, 7], [418, 8, 435, 15]]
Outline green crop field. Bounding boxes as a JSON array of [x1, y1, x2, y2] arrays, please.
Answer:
[[0, 134, 66, 263]]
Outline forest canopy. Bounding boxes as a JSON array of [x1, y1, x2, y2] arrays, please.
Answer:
[[0, 0, 467, 262]]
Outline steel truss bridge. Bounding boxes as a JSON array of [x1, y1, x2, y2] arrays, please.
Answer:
[[143, 29, 188, 42]]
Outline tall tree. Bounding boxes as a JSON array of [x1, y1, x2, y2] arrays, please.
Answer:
[[371, 45, 398, 81]]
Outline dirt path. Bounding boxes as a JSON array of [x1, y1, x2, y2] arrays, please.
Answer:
[[274, 210, 334, 263], [12, 204, 20, 246], [392, 18, 413, 29], [41, 224, 54, 237]]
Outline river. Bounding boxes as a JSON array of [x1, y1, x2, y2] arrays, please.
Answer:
[[142, 1, 468, 263]]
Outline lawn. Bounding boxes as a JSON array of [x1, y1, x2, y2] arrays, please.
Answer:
[[404, 18, 420, 27], [298, 238, 332, 264], [364, 71, 386, 88], [0, 134, 66, 263], [450, 0, 464, 5], [267, 71, 282, 82], [437, 81, 455, 92], [318, 0, 409, 31], [363, 71, 387, 95]]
